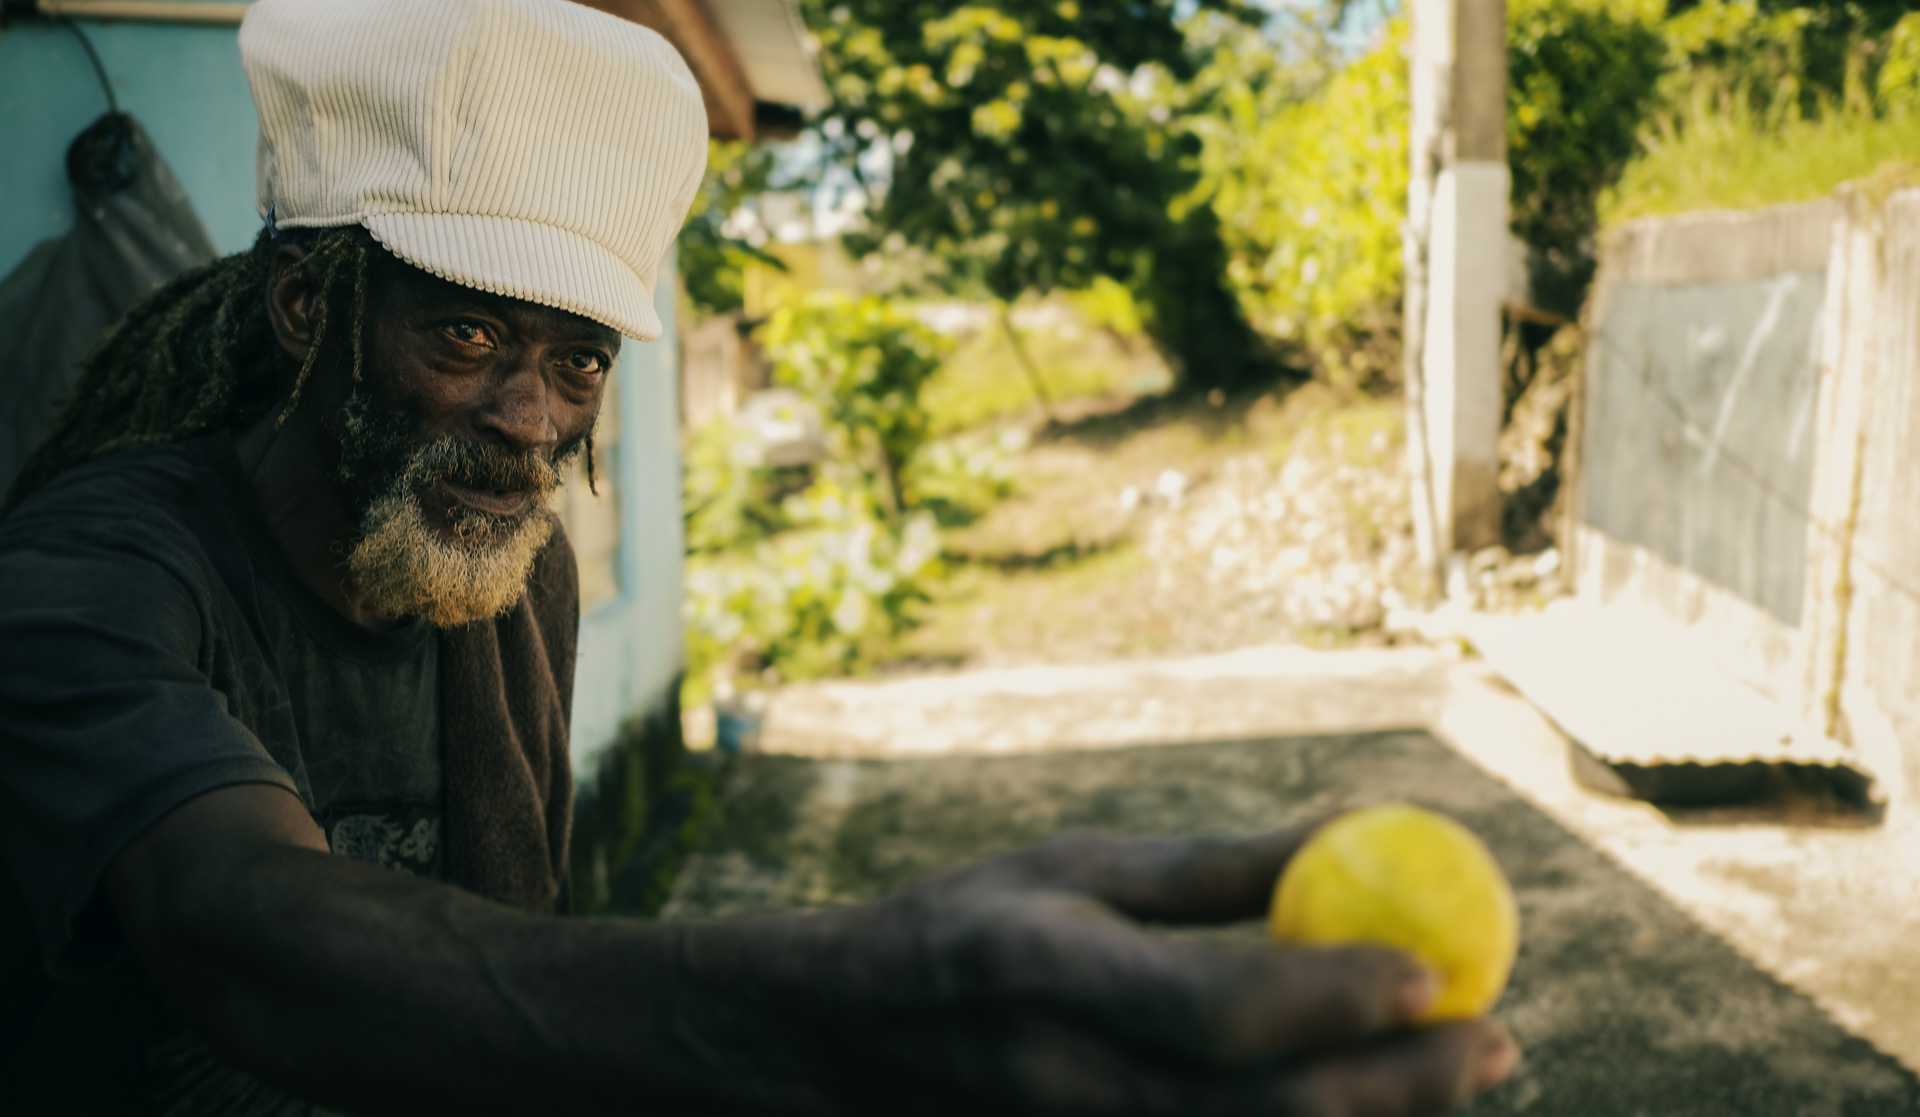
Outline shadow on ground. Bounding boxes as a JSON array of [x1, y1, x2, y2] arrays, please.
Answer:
[[1033, 372, 1307, 452], [667, 730, 1920, 1115]]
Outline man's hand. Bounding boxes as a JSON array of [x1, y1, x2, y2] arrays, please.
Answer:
[[104, 787, 1514, 1116], [680, 827, 1520, 1116]]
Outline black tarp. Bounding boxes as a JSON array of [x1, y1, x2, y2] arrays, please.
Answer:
[[0, 113, 217, 495]]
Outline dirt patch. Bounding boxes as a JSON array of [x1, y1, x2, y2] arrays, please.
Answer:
[[895, 382, 1426, 667]]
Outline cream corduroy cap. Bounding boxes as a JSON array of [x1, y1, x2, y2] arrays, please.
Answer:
[[238, 0, 709, 341]]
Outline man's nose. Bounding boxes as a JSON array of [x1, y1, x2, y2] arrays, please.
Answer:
[[479, 357, 559, 457]]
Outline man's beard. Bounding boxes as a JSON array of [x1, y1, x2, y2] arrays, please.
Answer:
[[330, 384, 579, 628]]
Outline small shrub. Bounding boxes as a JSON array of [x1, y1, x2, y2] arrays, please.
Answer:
[[683, 492, 941, 686], [682, 293, 991, 700], [757, 293, 951, 509], [682, 420, 786, 555], [902, 432, 1023, 527]]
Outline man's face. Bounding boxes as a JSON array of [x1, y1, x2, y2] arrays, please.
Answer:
[[320, 255, 621, 627]]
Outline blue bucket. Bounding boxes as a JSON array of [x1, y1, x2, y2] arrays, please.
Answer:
[[715, 710, 763, 754]]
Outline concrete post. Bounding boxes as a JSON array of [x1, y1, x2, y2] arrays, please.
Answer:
[[1401, 0, 1445, 589], [1410, 0, 1507, 565]]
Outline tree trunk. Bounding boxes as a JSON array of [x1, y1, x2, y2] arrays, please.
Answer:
[[1135, 207, 1276, 393], [999, 303, 1058, 424]]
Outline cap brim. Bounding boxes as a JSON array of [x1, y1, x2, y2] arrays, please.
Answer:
[[362, 212, 662, 341]]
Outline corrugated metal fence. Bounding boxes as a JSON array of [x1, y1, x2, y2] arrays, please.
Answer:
[[1576, 186, 1920, 798]]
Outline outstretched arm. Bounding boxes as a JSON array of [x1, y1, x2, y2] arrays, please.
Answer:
[[105, 784, 1517, 1116]]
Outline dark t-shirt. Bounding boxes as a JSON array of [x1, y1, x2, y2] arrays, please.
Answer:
[[0, 434, 443, 1114]]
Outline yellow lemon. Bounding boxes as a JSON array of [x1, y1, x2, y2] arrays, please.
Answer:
[[1269, 804, 1519, 1022]]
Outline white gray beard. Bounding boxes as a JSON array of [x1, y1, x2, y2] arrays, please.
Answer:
[[345, 475, 554, 629]]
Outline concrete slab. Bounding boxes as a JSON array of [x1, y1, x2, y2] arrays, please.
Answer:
[[752, 647, 1450, 759], [669, 730, 1919, 1113], [669, 647, 1920, 1096]]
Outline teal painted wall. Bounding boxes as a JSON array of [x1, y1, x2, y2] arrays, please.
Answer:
[[1, 12, 685, 777], [571, 255, 686, 774], [0, 15, 261, 276]]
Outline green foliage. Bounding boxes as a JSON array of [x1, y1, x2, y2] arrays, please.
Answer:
[[1503, 0, 1919, 302], [678, 140, 787, 317], [682, 294, 982, 694], [1198, 0, 1908, 358], [1759, 0, 1913, 37], [1068, 275, 1148, 338], [901, 433, 1021, 527], [1196, 22, 1408, 386], [1662, 0, 1823, 109], [1873, 13, 1920, 109], [1746, 0, 1913, 94], [808, 0, 1204, 295], [1603, 72, 1920, 222], [684, 476, 943, 684], [922, 286, 1168, 434], [1881, 14, 1920, 110], [1196, 1, 1664, 371], [568, 695, 705, 917], [1507, 0, 1666, 312], [758, 293, 951, 501], [682, 420, 785, 555], [801, 0, 1275, 389], [1605, 4, 1920, 223]]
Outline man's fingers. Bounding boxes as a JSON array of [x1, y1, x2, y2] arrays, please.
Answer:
[[1276, 1020, 1520, 1117], [1018, 826, 1331, 924], [1198, 942, 1442, 1061], [939, 895, 1437, 1063]]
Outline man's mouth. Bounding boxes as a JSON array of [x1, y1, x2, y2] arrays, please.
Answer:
[[438, 477, 533, 518]]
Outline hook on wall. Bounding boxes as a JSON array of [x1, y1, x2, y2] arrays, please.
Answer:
[[60, 17, 120, 115], [39, 16, 138, 197]]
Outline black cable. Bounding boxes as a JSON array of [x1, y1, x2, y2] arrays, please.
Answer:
[[59, 17, 117, 115], [47, 16, 137, 196]]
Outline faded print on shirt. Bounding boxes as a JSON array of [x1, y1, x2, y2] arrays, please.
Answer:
[[322, 803, 443, 878]]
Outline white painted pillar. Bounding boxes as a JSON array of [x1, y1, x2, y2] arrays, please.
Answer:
[[1424, 161, 1508, 556], [1410, 0, 1507, 563], [624, 251, 687, 718]]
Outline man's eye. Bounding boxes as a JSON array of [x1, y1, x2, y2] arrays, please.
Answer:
[[568, 351, 610, 375], [445, 322, 492, 346]]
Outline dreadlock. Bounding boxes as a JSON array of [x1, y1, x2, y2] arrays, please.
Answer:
[[4, 224, 377, 512], [6, 221, 600, 514]]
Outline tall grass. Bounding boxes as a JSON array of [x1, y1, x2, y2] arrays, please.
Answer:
[[1604, 19, 1920, 223]]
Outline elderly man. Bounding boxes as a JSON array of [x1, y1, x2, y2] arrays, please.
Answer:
[[0, 0, 1517, 1113]]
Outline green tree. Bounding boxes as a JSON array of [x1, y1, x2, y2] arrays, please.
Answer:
[[801, 0, 1277, 390], [1195, 21, 1409, 389], [679, 140, 786, 317], [1195, 0, 1669, 366], [1507, 0, 1666, 314]]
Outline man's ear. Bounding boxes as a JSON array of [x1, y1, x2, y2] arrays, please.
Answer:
[[265, 244, 317, 364]]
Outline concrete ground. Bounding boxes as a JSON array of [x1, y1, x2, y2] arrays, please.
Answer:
[[664, 647, 1920, 1114]]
